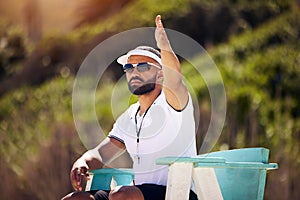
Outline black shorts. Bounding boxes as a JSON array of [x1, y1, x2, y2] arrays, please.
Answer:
[[136, 184, 198, 200], [88, 190, 110, 200], [89, 184, 198, 200]]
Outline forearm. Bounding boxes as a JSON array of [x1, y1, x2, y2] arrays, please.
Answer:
[[79, 137, 128, 170], [155, 15, 189, 109], [70, 138, 127, 191], [155, 15, 185, 90], [161, 49, 183, 88], [74, 148, 104, 171], [77, 147, 127, 169], [84, 148, 104, 169]]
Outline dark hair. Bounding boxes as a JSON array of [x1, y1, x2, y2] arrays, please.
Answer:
[[135, 46, 161, 58]]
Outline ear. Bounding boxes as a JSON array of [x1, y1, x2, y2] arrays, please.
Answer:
[[157, 69, 164, 82]]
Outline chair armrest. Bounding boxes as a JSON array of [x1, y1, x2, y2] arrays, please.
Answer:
[[156, 156, 226, 165], [85, 168, 134, 191]]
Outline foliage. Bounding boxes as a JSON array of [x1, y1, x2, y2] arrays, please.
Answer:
[[70, 0, 294, 48], [0, 75, 134, 199], [0, 0, 300, 199], [0, 20, 30, 81], [206, 10, 300, 198], [0, 77, 73, 173], [178, 8, 300, 198]]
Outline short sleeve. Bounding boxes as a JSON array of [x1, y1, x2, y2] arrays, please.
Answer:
[[107, 103, 139, 144], [108, 123, 125, 143]]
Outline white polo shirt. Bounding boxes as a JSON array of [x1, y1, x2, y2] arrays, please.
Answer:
[[108, 91, 197, 186]]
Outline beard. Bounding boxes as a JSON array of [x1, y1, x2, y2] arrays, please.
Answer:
[[128, 75, 157, 95]]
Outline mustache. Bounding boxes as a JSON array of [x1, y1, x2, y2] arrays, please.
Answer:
[[129, 77, 144, 83]]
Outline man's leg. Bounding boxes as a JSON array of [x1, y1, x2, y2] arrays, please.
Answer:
[[94, 190, 110, 200], [66, 184, 198, 200], [61, 190, 110, 200], [109, 185, 144, 200], [61, 191, 95, 200], [135, 184, 198, 200], [135, 184, 166, 200]]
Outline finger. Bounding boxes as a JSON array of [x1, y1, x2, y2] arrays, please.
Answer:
[[72, 168, 82, 191], [80, 167, 90, 180], [70, 168, 79, 184], [70, 171, 79, 190], [77, 168, 84, 188], [156, 15, 164, 28]]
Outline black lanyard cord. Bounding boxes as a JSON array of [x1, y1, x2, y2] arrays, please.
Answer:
[[135, 105, 151, 142], [134, 105, 151, 164]]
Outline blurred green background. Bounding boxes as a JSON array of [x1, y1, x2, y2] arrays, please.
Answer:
[[0, 0, 299, 199]]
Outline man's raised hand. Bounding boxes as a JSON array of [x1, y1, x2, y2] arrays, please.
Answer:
[[155, 15, 172, 52]]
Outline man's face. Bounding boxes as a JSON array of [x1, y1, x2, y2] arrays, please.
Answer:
[[125, 55, 161, 95]]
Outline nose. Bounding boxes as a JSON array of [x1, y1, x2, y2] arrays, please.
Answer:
[[126, 68, 141, 81]]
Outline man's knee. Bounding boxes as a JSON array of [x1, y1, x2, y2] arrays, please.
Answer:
[[109, 186, 127, 200], [109, 186, 144, 200], [61, 191, 95, 200]]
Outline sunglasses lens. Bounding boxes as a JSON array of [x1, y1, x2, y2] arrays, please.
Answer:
[[123, 64, 134, 72], [137, 63, 151, 72], [123, 63, 153, 73]]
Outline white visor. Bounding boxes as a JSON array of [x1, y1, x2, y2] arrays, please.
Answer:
[[117, 49, 162, 66]]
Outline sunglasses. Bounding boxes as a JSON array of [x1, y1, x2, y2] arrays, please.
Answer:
[[123, 62, 162, 73]]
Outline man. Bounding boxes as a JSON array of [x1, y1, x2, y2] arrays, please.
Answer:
[[62, 15, 198, 200]]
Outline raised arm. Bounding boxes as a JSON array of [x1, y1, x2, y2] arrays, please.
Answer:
[[155, 15, 189, 110]]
